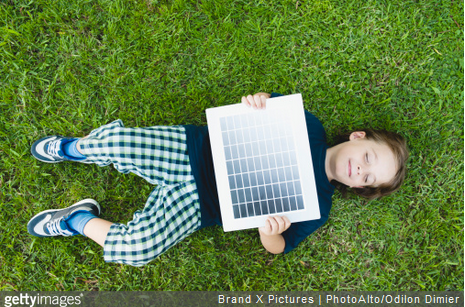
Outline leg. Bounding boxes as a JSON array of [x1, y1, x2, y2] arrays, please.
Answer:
[[77, 120, 192, 186], [102, 180, 200, 267], [27, 184, 200, 266], [76, 137, 87, 155], [83, 218, 113, 247], [31, 120, 192, 186]]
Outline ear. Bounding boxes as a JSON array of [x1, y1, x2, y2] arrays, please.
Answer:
[[349, 131, 366, 141]]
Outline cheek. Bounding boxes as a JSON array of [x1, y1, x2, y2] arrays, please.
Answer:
[[335, 159, 348, 180]]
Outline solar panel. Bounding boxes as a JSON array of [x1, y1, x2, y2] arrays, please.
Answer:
[[206, 94, 320, 231]]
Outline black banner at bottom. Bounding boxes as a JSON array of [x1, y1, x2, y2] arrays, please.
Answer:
[[0, 291, 463, 307]]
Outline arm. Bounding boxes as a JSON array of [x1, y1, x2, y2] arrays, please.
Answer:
[[241, 92, 271, 109], [258, 216, 291, 254]]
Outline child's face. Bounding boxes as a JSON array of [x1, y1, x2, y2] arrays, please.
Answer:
[[326, 132, 397, 188]]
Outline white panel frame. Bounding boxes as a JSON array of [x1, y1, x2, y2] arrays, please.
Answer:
[[206, 94, 320, 232]]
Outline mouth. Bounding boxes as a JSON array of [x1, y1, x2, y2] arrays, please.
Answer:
[[348, 160, 352, 177]]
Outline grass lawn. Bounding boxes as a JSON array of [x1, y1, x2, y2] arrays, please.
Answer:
[[0, 0, 463, 291]]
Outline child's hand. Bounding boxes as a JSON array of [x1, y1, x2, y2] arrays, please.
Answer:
[[259, 216, 291, 236], [241, 92, 271, 109]]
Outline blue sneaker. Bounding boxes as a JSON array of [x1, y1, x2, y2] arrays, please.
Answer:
[[27, 199, 101, 237], [31, 136, 84, 163]]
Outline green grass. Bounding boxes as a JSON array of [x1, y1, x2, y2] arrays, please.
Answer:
[[0, 0, 463, 291]]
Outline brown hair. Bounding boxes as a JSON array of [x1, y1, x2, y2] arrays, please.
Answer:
[[330, 129, 409, 200]]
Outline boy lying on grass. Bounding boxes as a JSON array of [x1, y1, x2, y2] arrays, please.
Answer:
[[28, 92, 409, 266]]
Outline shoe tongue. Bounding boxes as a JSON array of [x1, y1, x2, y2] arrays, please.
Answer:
[[59, 220, 68, 231], [44, 219, 69, 235], [56, 148, 64, 157]]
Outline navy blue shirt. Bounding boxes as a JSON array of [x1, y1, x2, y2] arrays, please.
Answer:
[[183, 124, 222, 227], [183, 93, 335, 253]]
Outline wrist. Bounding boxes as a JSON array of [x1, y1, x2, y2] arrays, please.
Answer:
[[259, 230, 285, 254]]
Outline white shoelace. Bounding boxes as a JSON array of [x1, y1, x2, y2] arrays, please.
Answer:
[[46, 218, 73, 236], [46, 140, 63, 157]]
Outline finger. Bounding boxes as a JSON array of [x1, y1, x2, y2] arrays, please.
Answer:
[[245, 95, 254, 107], [268, 217, 278, 234], [253, 94, 262, 109], [282, 216, 291, 231], [261, 219, 272, 235], [265, 218, 271, 231], [275, 216, 285, 231], [242, 96, 250, 107], [260, 94, 267, 109]]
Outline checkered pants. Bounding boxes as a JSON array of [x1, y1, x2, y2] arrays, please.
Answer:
[[79, 120, 201, 266]]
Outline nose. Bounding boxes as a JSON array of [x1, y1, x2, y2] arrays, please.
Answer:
[[357, 165, 363, 175]]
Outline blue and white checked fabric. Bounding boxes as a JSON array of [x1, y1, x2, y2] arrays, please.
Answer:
[[79, 120, 201, 266]]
